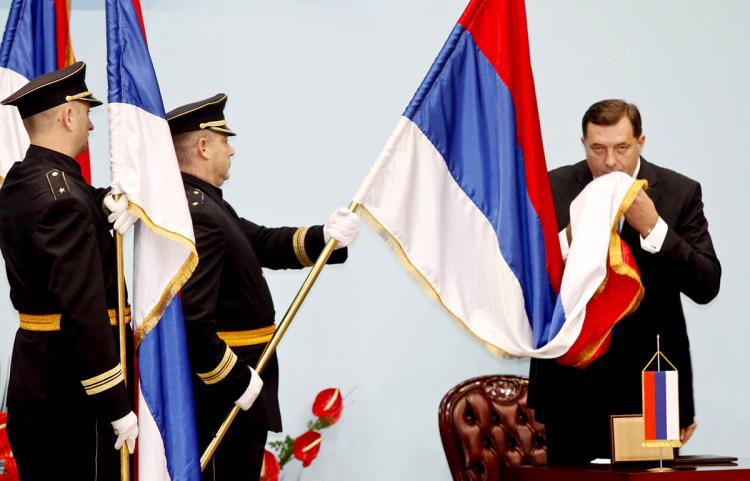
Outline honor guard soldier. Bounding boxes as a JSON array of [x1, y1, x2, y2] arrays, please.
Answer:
[[167, 93, 359, 480], [0, 62, 139, 481]]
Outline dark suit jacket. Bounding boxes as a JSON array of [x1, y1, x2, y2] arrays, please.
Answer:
[[528, 158, 721, 463]]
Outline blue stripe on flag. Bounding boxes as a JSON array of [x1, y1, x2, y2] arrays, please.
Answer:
[[655, 371, 667, 439], [0, 0, 57, 78], [106, 0, 166, 118], [404, 25, 558, 347], [139, 298, 201, 480]]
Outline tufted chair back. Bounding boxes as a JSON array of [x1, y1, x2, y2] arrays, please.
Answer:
[[438, 375, 546, 481]]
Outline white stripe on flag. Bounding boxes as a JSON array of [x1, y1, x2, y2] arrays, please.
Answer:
[[354, 117, 535, 354], [108, 103, 196, 342], [0, 67, 30, 178], [137, 385, 170, 479], [353, 118, 644, 357], [666, 370, 680, 440]]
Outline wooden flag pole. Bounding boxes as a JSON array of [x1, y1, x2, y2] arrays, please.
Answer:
[[116, 231, 130, 481], [200, 201, 359, 471]]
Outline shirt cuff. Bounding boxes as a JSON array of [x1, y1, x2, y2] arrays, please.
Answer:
[[640, 217, 668, 253], [235, 366, 264, 411], [558, 228, 570, 262]]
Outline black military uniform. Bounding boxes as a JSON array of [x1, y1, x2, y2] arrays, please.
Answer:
[[0, 62, 133, 481], [167, 95, 348, 480]]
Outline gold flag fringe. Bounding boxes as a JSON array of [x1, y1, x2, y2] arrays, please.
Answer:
[[127, 201, 198, 348]]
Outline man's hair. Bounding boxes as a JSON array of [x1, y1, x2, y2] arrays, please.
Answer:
[[172, 130, 205, 168], [582, 99, 642, 138], [22, 104, 65, 137]]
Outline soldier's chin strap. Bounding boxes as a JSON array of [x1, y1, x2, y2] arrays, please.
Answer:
[[199, 201, 359, 471]]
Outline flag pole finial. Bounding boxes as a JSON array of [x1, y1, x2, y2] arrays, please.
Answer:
[[657, 335, 661, 371]]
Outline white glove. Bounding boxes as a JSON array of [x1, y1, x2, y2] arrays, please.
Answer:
[[235, 366, 263, 411], [323, 207, 360, 248], [103, 192, 138, 235], [112, 411, 138, 454]]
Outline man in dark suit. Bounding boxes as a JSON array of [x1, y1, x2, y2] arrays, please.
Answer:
[[166, 93, 359, 480], [528, 99, 721, 464]]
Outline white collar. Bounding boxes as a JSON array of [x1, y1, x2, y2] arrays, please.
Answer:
[[631, 158, 641, 179]]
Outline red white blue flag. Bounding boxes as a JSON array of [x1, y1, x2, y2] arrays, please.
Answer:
[[643, 368, 680, 447], [353, 0, 643, 363], [106, 0, 200, 479], [0, 0, 91, 182]]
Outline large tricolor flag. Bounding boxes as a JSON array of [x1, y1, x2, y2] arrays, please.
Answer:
[[0, 0, 91, 181], [353, 0, 643, 364], [106, 0, 200, 479]]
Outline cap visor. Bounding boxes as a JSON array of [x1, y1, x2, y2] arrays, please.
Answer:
[[77, 95, 103, 107], [209, 126, 237, 136]]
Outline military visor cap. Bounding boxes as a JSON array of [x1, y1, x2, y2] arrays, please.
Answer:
[[1, 61, 102, 119], [166, 93, 236, 136]]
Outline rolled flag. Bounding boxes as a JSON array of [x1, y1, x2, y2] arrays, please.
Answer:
[[352, 0, 644, 363], [106, 0, 200, 480], [0, 0, 91, 182], [556, 174, 645, 368]]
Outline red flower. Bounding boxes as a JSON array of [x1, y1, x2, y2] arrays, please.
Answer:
[[312, 388, 343, 425], [260, 450, 280, 481], [292, 431, 322, 467]]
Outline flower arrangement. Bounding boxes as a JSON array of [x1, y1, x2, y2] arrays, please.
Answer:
[[261, 387, 344, 481], [0, 412, 18, 481]]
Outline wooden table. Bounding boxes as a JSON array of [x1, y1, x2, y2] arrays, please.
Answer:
[[502, 459, 750, 480]]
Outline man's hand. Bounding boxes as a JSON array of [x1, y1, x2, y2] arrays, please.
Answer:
[[323, 207, 360, 249], [624, 189, 659, 237], [112, 411, 138, 454], [680, 420, 698, 444], [103, 193, 138, 235]]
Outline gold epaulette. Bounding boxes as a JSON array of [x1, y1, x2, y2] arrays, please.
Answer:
[[187, 187, 205, 207], [45, 169, 72, 199], [217, 325, 276, 347], [19, 307, 132, 332]]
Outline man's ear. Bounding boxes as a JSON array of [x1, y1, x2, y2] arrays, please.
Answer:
[[197, 136, 210, 160], [60, 105, 75, 132]]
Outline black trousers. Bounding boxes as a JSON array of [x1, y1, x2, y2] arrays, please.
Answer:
[[201, 409, 268, 481], [7, 404, 122, 481]]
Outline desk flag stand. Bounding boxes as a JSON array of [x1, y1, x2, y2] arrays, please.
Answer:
[[642, 335, 681, 472]]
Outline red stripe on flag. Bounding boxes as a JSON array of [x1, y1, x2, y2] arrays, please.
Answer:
[[132, 0, 149, 44], [457, 0, 563, 292], [557, 238, 643, 368], [52, 0, 92, 183], [76, 148, 92, 185], [643, 371, 656, 439], [53, 0, 69, 69]]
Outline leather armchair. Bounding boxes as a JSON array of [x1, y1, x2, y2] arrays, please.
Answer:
[[438, 375, 546, 481]]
